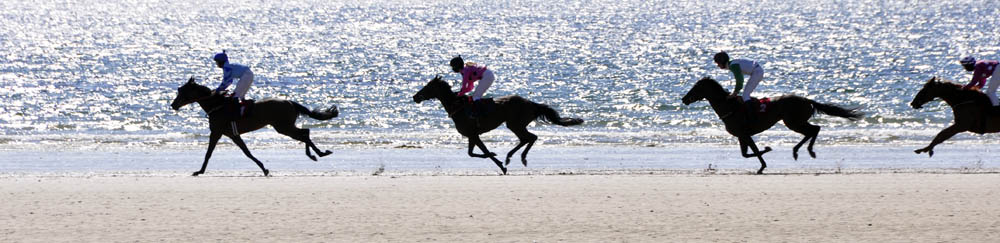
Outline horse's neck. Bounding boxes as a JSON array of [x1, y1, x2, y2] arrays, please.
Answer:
[[939, 89, 974, 107], [195, 95, 225, 113], [436, 94, 465, 119], [705, 95, 736, 118]]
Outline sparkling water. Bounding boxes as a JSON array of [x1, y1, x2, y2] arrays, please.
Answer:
[[1, 1, 999, 172]]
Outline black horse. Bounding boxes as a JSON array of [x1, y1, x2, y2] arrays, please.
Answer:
[[911, 77, 1000, 157], [170, 78, 339, 176], [413, 76, 583, 174], [682, 77, 863, 174]]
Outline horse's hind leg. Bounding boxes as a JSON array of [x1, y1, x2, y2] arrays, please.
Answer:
[[506, 126, 538, 166], [275, 125, 331, 161], [788, 123, 820, 160], [806, 126, 821, 158]]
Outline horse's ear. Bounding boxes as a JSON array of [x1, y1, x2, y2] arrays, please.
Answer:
[[187, 76, 195, 83]]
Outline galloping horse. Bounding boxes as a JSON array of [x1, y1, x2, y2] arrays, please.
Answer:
[[910, 77, 999, 157], [681, 77, 863, 174], [412, 76, 583, 174], [170, 78, 339, 176]]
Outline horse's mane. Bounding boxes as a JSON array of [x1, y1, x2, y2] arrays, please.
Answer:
[[696, 77, 727, 93], [933, 78, 989, 100]]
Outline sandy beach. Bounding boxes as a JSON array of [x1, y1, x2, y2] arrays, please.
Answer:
[[0, 173, 998, 242]]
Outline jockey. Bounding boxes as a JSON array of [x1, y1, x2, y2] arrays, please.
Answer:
[[961, 56, 1000, 106], [715, 51, 765, 124], [213, 51, 254, 102], [714, 51, 764, 103], [451, 56, 495, 117]]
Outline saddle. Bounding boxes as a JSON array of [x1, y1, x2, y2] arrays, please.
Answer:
[[222, 98, 255, 120], [742, 97, 770, 113], [459, 96, 496, 118]]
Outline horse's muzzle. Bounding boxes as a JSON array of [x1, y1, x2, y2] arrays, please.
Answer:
[[910, 101, 922, 109], [412, 94, 425, 103]]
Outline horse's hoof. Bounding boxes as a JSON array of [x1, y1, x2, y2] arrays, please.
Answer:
[[192, 171, 203, 176], [809, 151, 817, 158], [763, 147, 772, 153], [319, 150, 333, 157], [928, 151, 934, 158], [501, 167, 508, 175], [504, 157, 512, 166], [521, 159, 528, 167], [793, 153, 799, 161], [308, 155, 318, 161], [756, 169, 764, 175], [263, 169, 270, 177]]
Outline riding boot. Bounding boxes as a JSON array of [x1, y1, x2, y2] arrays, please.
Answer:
[[744, 101, 757, 125]]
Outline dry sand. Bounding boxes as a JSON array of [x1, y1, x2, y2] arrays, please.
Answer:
[[1, 173, 999, 242]]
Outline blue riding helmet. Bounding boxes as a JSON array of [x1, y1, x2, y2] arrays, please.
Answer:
[[213, 51, 228, 64]]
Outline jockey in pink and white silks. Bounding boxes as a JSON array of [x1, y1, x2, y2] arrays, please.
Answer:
[[450, 56, 495, 118], [961, 56, 1000, 106]]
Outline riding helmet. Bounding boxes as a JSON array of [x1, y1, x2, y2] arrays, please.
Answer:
[[960, 56, 976, 65], [213, 51, 228, 65], [450, 56, 464, 71], [713, 51, 730, 66]]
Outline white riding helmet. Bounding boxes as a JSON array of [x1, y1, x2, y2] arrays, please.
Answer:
[[960, 56, 976, 65]]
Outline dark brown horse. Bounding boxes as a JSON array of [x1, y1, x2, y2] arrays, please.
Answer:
[[910, 77, 998, 157], [681, 77, 863, 174], [170, 78, 339, 176], [412, 76, 583, 174]]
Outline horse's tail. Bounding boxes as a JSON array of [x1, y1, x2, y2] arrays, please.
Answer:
[[534, 103, 584, 126], [810, 100, 863, 121], [291, 101, 339, 120]]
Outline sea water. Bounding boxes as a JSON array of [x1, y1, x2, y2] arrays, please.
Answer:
[[1, 0, 999, 173]]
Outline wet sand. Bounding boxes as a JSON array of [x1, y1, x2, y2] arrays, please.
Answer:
[[1, 173, 998, 242]]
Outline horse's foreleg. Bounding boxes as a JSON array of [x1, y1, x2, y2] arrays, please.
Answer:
[[469, 137, 506, 175], [466, 137, 496, 158], [740, 136, 771, 174], [193, 132, 222, 176], [738, 137, 771, 158], [915, 125, 966, 157], [228, 134, 270, 176]]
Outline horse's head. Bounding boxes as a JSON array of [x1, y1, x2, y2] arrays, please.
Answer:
[[910, 77, 942, 109], [413, 75, 452, 104], [682, 77, 725, 105], [170, 77, 212, 110]]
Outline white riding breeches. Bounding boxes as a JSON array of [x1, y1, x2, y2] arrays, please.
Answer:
[[987, 67, 1000, 106], [741, 65, 764, 102], [472, 69, 495, 101], [233, 70, 254, 100]]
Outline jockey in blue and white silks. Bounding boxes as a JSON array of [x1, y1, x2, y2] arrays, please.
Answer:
[[213, 51, 254, 101]]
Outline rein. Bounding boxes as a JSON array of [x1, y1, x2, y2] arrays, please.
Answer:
[[719, 111, 735, 120], [182, 94, 226, 117]]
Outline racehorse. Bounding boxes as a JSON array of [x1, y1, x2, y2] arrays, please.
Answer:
[[682, 77, 863, 174], [412, 76, 583, 174], [170, 77, 339, 176], [910, 77, 999, 157]]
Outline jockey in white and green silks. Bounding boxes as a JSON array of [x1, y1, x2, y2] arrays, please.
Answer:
[[714, 51, 763, 102]]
